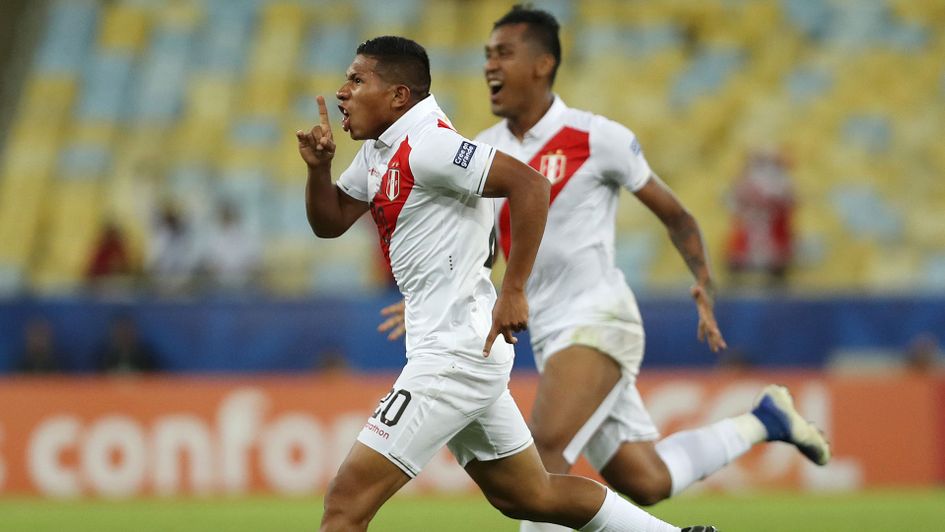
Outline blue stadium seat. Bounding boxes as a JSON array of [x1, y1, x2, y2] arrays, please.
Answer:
[[58, 143, 111, 179], [131, 28, 194, 122], [670, 46, 744, 109], [785, 64, 833, 104], [75, 52, 135, 122], [34, 0, 99, 74], [615, 232, 657, 292], [842, 114, 892, 154], [781, 0, 834, 41], [830, 184, 902, 242], [301, 24, 360, 74], [194, 0, 258, 75]]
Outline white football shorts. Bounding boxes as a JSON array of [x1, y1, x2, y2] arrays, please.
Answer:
[[356, 353, 534, 478], [534, 322, 660, 470]]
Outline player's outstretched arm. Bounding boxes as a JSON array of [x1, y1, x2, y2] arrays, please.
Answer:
[[634, 174, 727, 352], [480, 151, 550, 356], [298, 95, 368, 238]]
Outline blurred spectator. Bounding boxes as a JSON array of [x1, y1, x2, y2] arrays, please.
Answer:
[[315, 346, 350, 376], [725, 148, 796, 285], [905, 333, 942, 373], [98, 315, 157, 374], [716, 347, 754, 373], [17, 318, 61, 374], [147, 199, 199, 295], [85, 219, 138, 293], [202, 201, 261, 293]]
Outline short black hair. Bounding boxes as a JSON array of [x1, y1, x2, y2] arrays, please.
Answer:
[[493, 4, 561, 84], [356, 36, 431, 102]]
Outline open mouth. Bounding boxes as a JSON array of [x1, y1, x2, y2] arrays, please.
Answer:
[[488, 80, 503, 99], [338, 105, 351, 132]]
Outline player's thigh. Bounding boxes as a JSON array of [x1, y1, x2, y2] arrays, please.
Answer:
[[324, 441, 410, 517], [357, 356, 478, 477], [531, 344, 622, 446], [583, 380, 661, 472]]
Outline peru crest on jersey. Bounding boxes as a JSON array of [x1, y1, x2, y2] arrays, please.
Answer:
[[384, 166, 401, 200], [539, 150, 568, 184]]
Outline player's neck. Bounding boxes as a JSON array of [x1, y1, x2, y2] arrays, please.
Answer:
[[507, 92, 554, 141]]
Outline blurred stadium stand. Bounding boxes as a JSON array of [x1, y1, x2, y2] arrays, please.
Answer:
[[0, 0, 943, 372]]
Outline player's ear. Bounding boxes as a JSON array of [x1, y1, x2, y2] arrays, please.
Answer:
[[390, 84, 412, 110], [534, 53, 555, 81]]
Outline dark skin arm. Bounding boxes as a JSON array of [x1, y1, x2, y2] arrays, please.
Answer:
[[480, 151, 550, 356], [634, 175, 727, 352], [297, 95, 369, 238]]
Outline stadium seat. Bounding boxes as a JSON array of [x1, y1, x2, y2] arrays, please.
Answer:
[[1, 0, 943, 295]]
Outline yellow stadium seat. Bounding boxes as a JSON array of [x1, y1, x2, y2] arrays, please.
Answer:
[[240, 77, 292, 117], [31, 180, 103, 290], [184, 76, 237, 122], [17, 75, 76, 122], [171, 118, 226, 163], [155, 1, 202, 30], [0, 179, 48, 265], [414, 1, 462, 48], [1, 124, 60, 181], [247, 3, 305, 79], [262, 237, 317, 296], [98, 4, 150, 51]]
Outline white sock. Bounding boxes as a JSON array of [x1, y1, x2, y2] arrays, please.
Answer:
[[732, 412, 768, 444], [655, 418, 752, 496], [520, 520, 570, 532], [580, 488, 679, 532]]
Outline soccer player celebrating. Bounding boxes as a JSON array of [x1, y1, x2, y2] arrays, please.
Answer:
[[375, 6, 831, 531], [474, 7, 831, 530], [301, 36, 715, 532]]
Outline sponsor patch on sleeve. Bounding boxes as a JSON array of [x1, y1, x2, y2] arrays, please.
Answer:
[[630, 137, 642, 156], [453, 141, 477, 169]]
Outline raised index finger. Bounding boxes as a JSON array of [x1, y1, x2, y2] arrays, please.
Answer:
[[316, 95, 332, 131]]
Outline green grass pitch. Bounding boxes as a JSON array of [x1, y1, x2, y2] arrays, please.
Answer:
[[1, 489, 942, 531]]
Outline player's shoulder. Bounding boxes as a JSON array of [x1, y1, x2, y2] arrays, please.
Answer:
[[577, 111, 639, 153], [408, 114, 470, 154], [406, 114, 485, 178], [558, 105, 598, 131], [569, 107, 634, 139]]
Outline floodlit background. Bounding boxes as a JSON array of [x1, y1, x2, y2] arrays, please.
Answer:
[[0, 1, 942, 531]]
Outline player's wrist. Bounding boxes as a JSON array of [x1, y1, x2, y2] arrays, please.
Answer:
[[306, 161, 332, 177], [692, 281, 715, 301], [499, 282, 526, 295]]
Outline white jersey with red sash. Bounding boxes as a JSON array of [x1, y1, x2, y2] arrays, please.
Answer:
[[338, 95, 509, 365], [475, 96, 653, 346]]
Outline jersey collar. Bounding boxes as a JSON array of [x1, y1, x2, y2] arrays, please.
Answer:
[[509, 94, 567, 142], [375, 94, 440, 149]]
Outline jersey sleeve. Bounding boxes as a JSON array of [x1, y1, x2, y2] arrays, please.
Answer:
[[336, 144, 370, 202], [592, 117, 653, 192], [409, 128, 497, 198]]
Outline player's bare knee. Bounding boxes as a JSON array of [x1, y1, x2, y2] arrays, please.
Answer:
[[531, 433, 569, 465], [627, 486, 668, 507], [323, 476, 369, 523], [486, 492, 550, 521], [605, 474, 669, 507]]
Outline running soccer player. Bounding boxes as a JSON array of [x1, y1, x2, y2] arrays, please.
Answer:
[[476, 8, 831, 529], [375, 7, 831, 531], [302, 36, 715, 532]]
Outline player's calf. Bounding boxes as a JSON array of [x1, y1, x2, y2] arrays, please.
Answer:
[[603, 475, 669, 507], [599, 441, 673, 506]]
